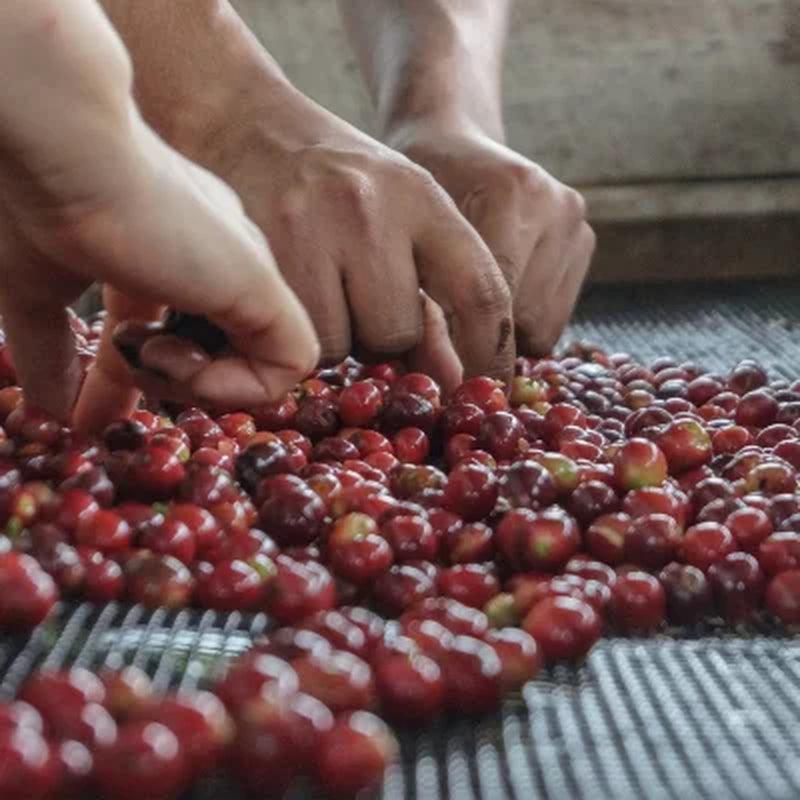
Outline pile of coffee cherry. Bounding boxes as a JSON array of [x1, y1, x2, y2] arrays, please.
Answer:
[[1, 310, 800, 798]]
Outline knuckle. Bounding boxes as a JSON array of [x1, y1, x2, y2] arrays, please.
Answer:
[[562, 187, 588, 223], [363, 324, 421, 355], [465, 267, 512, 319]]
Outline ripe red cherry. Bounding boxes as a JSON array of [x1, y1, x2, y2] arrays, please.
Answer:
[[498, 459, 558, 510], [94, 721, 190, 800], [392, 427, 429, 464], [658, 562, 713, 625], [613, 439, 668, 490], [438, 564, 500, 608], [46, 488, 98, 533], [478, 411, 526, 460], [680, 522, 737, 572], [624, 513, 681, 569], [327, 512, 394, 584], [565, 556, 617, 586], [442, 463, 499, 522], [265, 556, 336, 624], [316, 711, 398, 798], [758, 531, 800, 576], [0, 701, 44, 734], [484, 628, 542, 691], [214, 652, 298, 713], [0, 727, 59, 800], [610, 571, 666, 632], [438, 634, 503, 714], [400, 596, 489, 638], [444, 521, 493, 564], [708, 552, 765, 622], [0, 552, 57, 630], [765, 570, 800, 624], [168, 503, 224, 558], [735, 389, 778, 427], [140, 691, 233, 775], [231, 689, 334, 796], [725, 507, 773, 552], [518, 509, 581, 572], [127, 445, 185, 500], [523, 595, 602, 662], [371, 563, 436, 617], [372, 640, 445, 723], [441, 402, 485, 438], [382, 392, 436, 433], [568, 480, 619, 525], [293, 649, 376, 713], [381, 514, 439, 561], [100, 666, 153, 720], [258, 482, 326, 547], [728, 360, 768, 395], [585, 513, 632, 565], [453, 376, 508, 413], [124, 552, 194, 609], [656, 419, 712, 474], [193, 558, 270, 611], [712, 425, 753, 455]]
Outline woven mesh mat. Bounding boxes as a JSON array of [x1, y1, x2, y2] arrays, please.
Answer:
[[4, 279, 800, 800]]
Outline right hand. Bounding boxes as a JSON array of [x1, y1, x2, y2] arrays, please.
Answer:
[[0, 0, 318, 430]]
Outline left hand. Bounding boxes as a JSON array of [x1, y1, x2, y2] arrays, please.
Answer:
[[391, 126, 595, 356]]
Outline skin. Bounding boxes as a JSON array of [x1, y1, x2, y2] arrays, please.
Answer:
[[338, 0, 596, 355], [99, 0, 516, 392], [0, 0, 318, 430]]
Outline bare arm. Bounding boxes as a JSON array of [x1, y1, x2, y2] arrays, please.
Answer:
[[338, 0, 510, 144], [339, 0, 594, 357]]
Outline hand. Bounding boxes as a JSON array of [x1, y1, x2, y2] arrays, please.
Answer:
[[97, 0, 516, 392], [388, 125, 596, 355], [0, 0, 318, 429]]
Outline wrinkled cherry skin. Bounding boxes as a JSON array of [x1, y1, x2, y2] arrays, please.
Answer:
[[522, 595, 602, 662]]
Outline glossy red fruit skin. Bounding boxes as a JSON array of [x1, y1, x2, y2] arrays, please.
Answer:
[[0, 701, 44, 734], [125, 552, 194, 609], [758, 531, 800, 576], [484, 628, 543, 691], [316, 711, 398, 798], [765, 569, 800, 624], [610, 571, 666, 632], [520, 510, 581, 572], [624, 513, 682, 569], [445, 521, 494, 564], [140, 518, 196, 564], [100, 666, 153, 721], [258, 482, 326, 547], [568, 480, 619, 525], [708, 552, 765, 622], [214, 652, 299, 714], [94, 721, 190, 800], [193, 558, 269, 611], [564, 556, 618, 587], [371, 563, 436, 617], [438, 634, 503, 714], [613, 439, 668, 490], [0, 727, 59, 800], [680, 522, 737, 572], [231, 689, 334, 796], [658, 562, 713, 625], [725, 507, 773, 552], [585, 513, 632, 565], [298, 609, 371, 659], [438, 564, 500, 608], [293, 649, 376, 713], [523, 595, 602, 662], [265, 556, 337, 624], [656, 419, 713, 474], [141, 691, 233, 775], [381, 515, 439, 562], [453, 376, 508, 413], [442, 462, 499, 522], [327, 512, 394, 584], [735, 389, 779, 427], [0, 552, 58, 629], [498, 459, 558, 511], [46, 488, 99, 533], [127, 445, 186, 500], [400, 596, 490, 639], [372, 644, 445, 723]]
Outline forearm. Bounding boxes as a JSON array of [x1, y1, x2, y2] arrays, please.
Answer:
[[338, 0, 510, 143], [97, 0, 293, 158]]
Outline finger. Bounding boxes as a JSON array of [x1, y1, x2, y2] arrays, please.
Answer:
[[343, 241, 423, 357], [0, 299, 84, 422], [73, 287, 164, 432], [407, 291, 463, 395], [515, 222, 595, 355], [277, 256, 350, 367], [414, 212, 514, 382]]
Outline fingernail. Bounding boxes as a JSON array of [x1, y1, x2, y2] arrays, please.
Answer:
[[139, 335, 211, 383]]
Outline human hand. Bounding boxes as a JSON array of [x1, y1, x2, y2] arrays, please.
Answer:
[[389, 125, 595, 355], [0, 0, 318, 430]]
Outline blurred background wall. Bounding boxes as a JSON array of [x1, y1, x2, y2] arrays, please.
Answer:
[[232, 0, 800, 283]]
